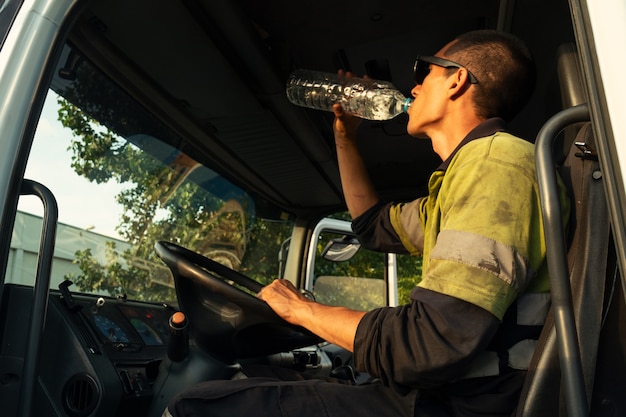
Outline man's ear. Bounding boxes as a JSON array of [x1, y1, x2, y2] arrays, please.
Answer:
[[448, 68, 472, 99]]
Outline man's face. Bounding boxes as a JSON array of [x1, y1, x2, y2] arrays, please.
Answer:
[[405, 42, 456, 139]]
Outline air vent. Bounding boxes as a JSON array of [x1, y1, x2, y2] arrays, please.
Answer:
[[62, 373, 99, 417]]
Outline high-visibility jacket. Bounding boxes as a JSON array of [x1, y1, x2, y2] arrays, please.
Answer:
[[352, 118, 570, 391], [391, 130, 560, 320]]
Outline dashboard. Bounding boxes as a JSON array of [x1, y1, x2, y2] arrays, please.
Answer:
[[78, 297, 173, 350], [0, 284, 352, 417], [0, 284, 178, 417]]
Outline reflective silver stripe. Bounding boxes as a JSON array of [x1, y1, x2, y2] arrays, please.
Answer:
[[508, 339, 538, 370], [390, 199, 425, 255], [461, 339, 539, 379], [430, 230, 532, 292], [162, 409, 174, 417], [460, 294, 548, 378]]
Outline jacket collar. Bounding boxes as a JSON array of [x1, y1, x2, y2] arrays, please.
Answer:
[[437, 117, 507, 171]]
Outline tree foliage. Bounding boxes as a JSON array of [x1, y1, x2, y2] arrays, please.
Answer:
[[58, 89, 290, 302]]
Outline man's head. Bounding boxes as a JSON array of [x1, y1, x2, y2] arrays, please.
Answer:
[[406, 30, 536, 158], [443, 30, 536, 122]]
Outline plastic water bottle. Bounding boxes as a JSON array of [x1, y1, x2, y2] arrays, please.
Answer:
[[286, 69, 413, 121]]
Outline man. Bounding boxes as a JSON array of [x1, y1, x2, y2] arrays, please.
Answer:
[[166, 30, 568, 417]]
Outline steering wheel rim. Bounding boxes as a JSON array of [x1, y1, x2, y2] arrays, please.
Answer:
[[155, 241, 321, 362]]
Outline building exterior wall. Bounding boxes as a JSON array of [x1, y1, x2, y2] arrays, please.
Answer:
[[7, 211, 130, 291]]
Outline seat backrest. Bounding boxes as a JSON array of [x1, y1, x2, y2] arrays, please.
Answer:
[[515, 121, 611, 417], [514, 40, 615, 416], [561, 124, 612, 400]]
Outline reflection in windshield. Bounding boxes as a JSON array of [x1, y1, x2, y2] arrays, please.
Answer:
[[13, 44, 294, 303]]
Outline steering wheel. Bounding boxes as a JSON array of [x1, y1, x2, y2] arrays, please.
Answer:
[[154, 241, 322, 362]]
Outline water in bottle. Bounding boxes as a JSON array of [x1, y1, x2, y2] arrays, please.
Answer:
[[286, 69, 413, 121]]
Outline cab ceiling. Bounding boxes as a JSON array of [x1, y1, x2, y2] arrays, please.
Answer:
[[71, 0, 521, 216]]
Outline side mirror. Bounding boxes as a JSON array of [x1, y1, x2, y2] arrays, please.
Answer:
[[321, 236, 361, 262]]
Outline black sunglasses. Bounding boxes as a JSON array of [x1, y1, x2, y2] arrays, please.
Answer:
[[413, 55, 479, 85]]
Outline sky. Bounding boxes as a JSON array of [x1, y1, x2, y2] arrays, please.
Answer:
[[17, 92, 126, 239]]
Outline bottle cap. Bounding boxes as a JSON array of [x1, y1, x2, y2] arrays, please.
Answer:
[[403, 98, 413, 113]]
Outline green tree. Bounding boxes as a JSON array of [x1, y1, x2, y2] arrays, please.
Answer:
[[397, 256, 423, 304], [58, 92, 290, 301]]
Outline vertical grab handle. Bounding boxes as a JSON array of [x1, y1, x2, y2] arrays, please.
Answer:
[[535, 104, 590, 417], [18, 180, 58, 417]]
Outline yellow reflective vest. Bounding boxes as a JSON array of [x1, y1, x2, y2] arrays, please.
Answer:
[[389, 131, 570, 321]]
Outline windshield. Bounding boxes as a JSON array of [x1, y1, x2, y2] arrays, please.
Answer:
[[11, 44, 294, 303]]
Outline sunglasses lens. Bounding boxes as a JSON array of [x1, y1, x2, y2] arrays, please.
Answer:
[[414, 60, 430, 84]]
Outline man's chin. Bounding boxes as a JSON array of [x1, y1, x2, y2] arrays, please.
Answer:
[[406, 125, 430, 140], [409, 131, 430, 140]]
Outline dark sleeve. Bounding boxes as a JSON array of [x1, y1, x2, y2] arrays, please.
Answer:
[[351, 201, 408, 254], [353, 287, 500, 393]]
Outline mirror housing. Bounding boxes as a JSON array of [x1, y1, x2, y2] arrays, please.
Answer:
[[321, 236, 361, 262]]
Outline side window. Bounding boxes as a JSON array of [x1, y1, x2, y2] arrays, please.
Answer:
[[306, 218, 424, 309], [308, 219, 387, 310], [12, 91, 134, 295], [396, 253, 423, 305]]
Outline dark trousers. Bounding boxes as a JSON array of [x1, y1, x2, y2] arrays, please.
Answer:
[[165, 365, 524, 417]]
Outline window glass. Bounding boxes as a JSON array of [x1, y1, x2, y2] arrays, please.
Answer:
[[396, 254, 423, 305], [312, 229, 386, 310], [10, 44, 293, 304], [311, 212, 425, 308]]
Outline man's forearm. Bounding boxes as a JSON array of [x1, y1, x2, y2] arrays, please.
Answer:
[[332, 104, 380, 219], [258, 279, 367, 352], [335, 137, 380, 219], [292, 300, 366, 352]]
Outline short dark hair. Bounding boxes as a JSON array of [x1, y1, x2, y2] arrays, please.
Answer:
[[445, 30, 536, 122]]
